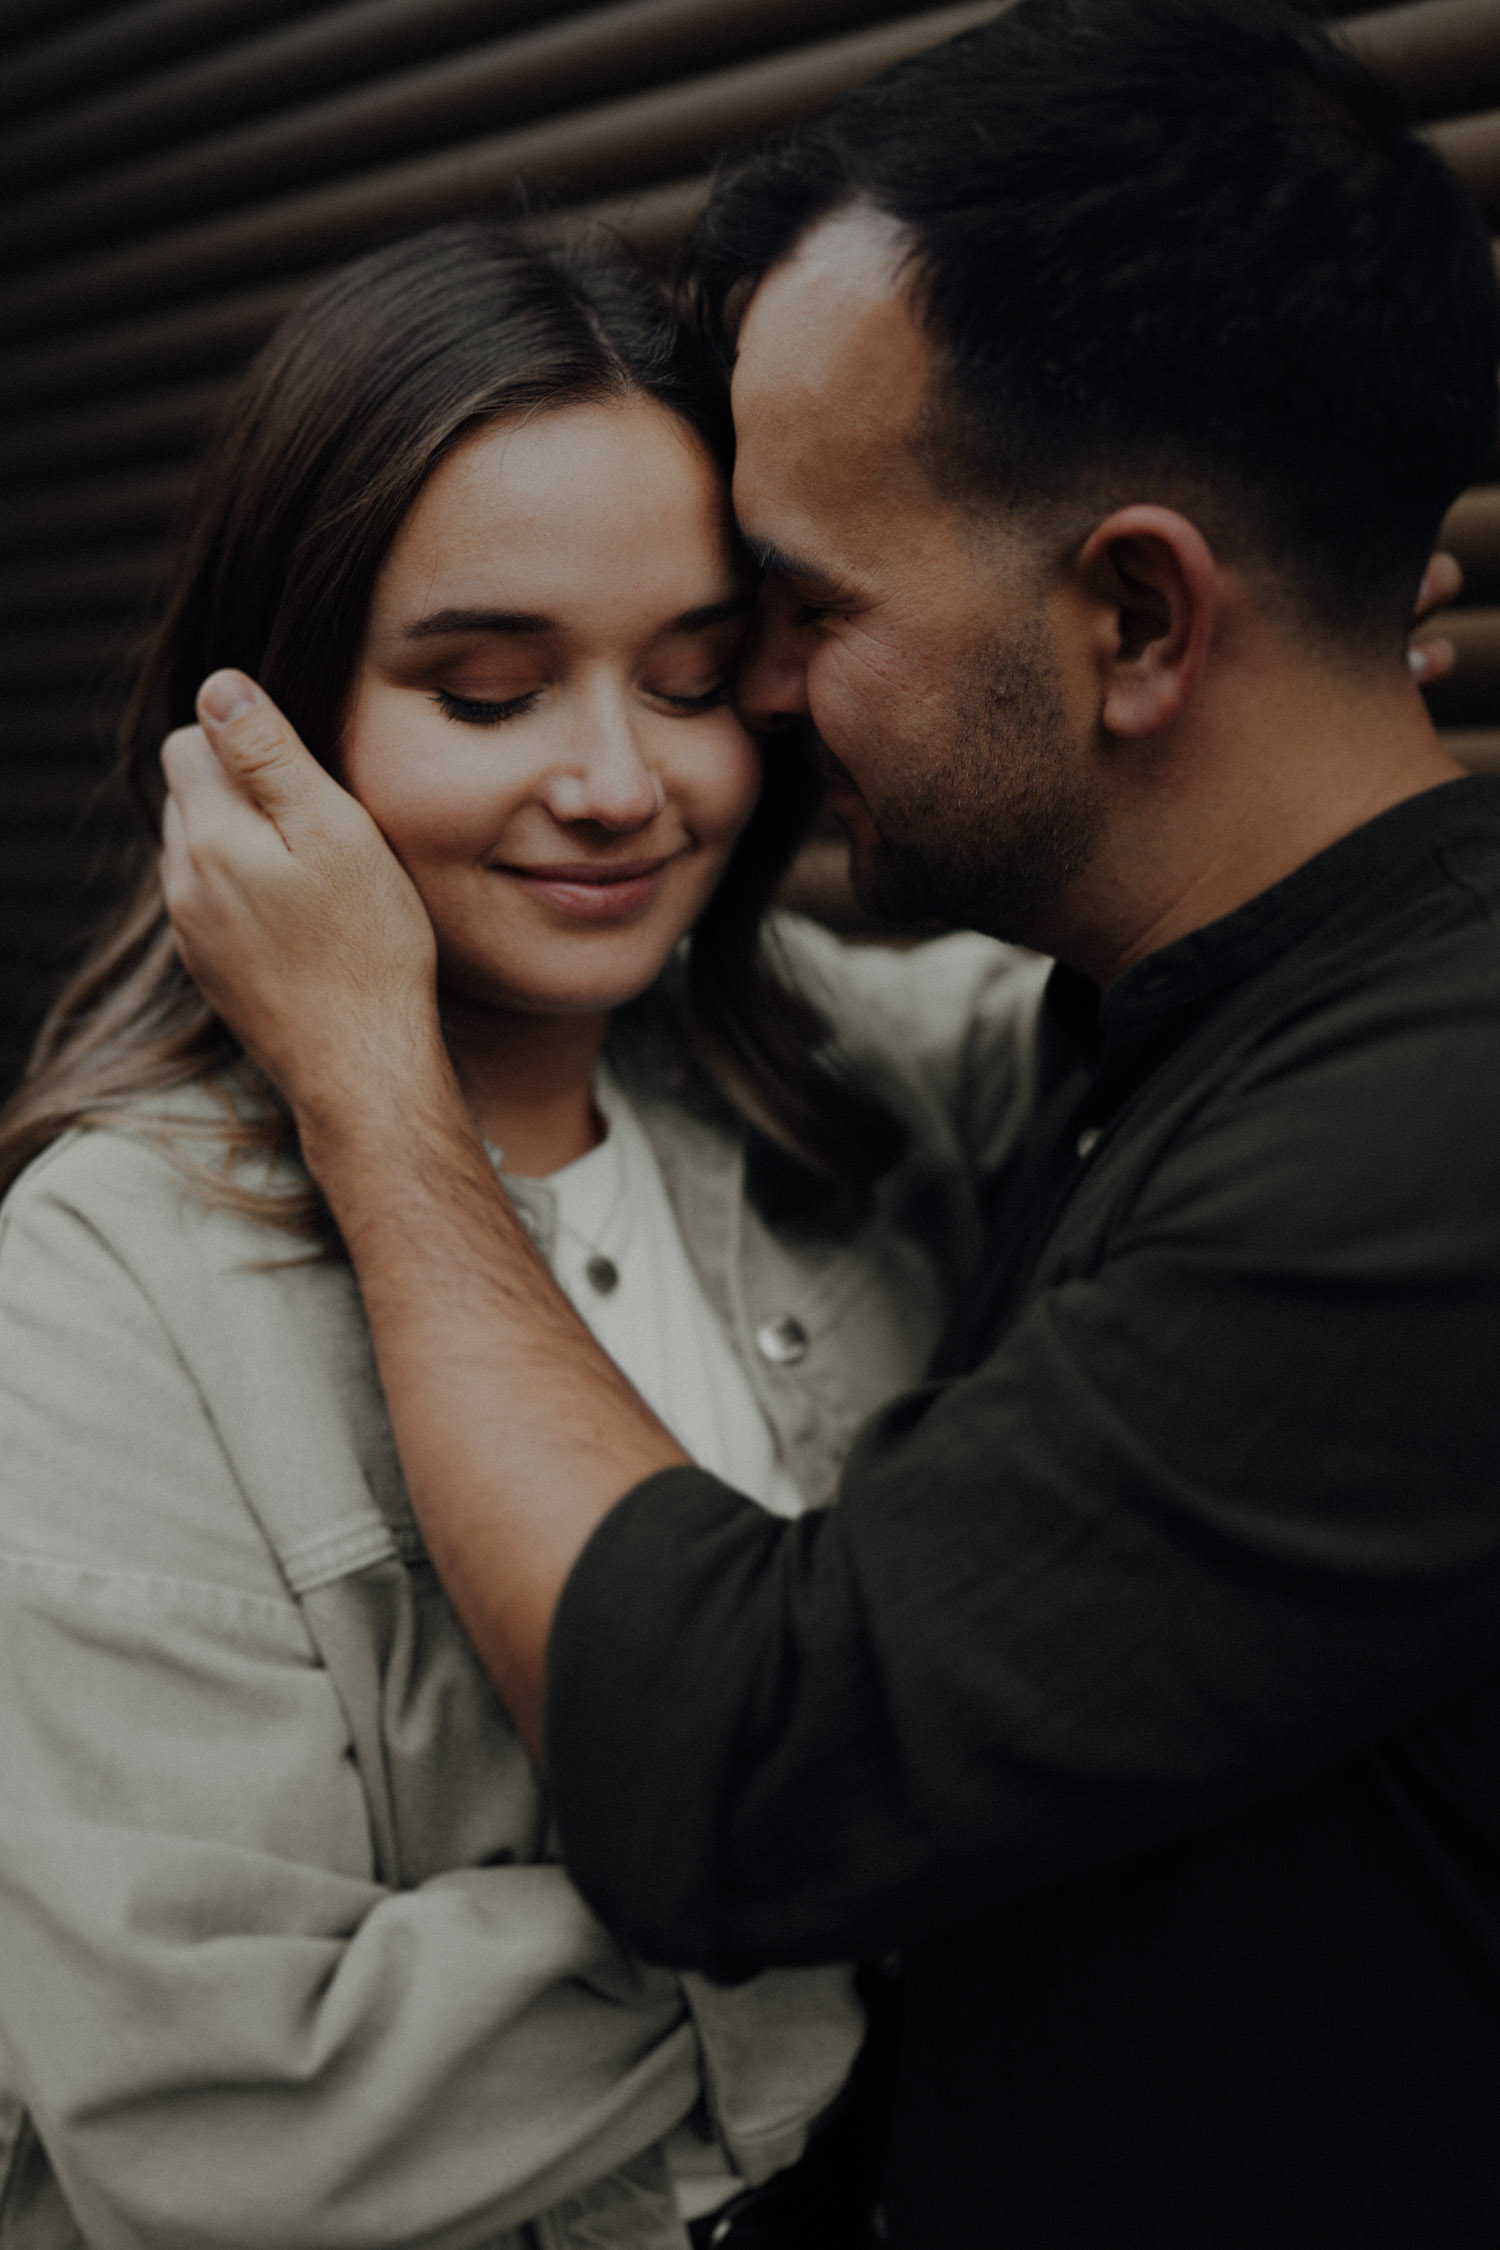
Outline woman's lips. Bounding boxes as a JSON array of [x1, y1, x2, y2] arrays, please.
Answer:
[[498, 858, 672, 920]]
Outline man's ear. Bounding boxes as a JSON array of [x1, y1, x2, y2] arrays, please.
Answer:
[[1075, 506, 1217, 740]]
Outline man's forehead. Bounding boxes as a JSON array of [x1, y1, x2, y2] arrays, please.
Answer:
[[749, 200, 913, 315], [731, 204, 939, 523], [738, 209, 931, 405]]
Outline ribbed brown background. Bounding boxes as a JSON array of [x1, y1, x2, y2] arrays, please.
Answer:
[[2, 0, 1498, 1089]]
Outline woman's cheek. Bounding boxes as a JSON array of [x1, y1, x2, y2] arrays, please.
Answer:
[[696, 717, 764, 846], [359, 745, 521, 861]]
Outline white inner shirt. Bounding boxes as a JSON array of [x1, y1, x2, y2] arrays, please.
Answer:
[[538, 1063, 805, 1522], [508, 1063, 805, 2220]]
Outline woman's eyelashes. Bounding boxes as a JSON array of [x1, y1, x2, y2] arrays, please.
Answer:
[[659, 676, 734, 711], [430, 676, 734, 727], [433, 687, 539, 725]]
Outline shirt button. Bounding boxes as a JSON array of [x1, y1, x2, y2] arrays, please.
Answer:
[[583, 1254, 619, 1295], [755, 1314, 809, 1366], [1075, 1126, 1102, 1159]]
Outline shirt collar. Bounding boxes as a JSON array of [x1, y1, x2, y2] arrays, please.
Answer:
[[1050, 772, 1500, 1054]]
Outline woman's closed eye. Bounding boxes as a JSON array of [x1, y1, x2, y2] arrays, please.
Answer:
[[653, 676, 735, 712], [434, 679, 734, 725], [432, 686, 540, 726]]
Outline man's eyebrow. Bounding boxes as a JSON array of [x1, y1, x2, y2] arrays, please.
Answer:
[[404, 608, 554, 639], [740, 537, 839, 588]]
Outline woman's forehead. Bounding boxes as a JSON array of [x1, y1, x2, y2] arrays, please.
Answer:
[[370, 399, 743, 645]]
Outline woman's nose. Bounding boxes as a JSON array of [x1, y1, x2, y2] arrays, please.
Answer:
[[543, 702, 664, 829], [736, 581, 811, 733]]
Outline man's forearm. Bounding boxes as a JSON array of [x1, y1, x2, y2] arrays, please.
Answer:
[[299, 1052, 688, 1753], [157, 679, 687, 1746]]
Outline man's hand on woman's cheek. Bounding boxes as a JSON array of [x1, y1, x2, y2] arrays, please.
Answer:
[[161, 670, 445, 1127]]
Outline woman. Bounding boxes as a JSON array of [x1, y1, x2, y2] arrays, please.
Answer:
[[0, 225, 1042, 2248]]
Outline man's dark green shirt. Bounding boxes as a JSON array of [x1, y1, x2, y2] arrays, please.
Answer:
[[550, 775, 1500, 2248]]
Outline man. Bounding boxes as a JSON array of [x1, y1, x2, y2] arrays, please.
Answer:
[[161, 0, 1500, 2241]]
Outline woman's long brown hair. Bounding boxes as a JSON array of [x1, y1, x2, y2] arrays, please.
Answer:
[[0, 222, 902, 1229]]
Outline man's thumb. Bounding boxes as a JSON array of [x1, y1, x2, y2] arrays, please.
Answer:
[[196, 670, 314, 813]]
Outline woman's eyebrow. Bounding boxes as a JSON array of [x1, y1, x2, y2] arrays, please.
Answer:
[[404, 608, 554, 639], [671, 594, 754, 632], [402, 598, 750, 640]]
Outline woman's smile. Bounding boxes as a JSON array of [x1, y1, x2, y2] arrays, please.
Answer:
[[495, 854, 679, 920]]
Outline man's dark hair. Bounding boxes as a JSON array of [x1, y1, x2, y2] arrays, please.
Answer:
[[688, 0, 1500, 647]]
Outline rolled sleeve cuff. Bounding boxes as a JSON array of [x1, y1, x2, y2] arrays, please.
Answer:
[[546, 1467, 789, 1974]]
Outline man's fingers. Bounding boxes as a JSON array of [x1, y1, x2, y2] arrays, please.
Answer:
[[1415, 551, 1462, 618], [161, 723, 217, 795], [1409, 636, 1455, 686], [162, 724, 292, 915], [160, 792, 197, 936], [160, 789, 184, 881], [1409, 554, 1461, 690], [162, 723, 267, 825], [194, 670, 333, 836]]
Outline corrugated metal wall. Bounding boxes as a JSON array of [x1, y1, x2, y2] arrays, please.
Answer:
[[1, 0, 1498, 1089]]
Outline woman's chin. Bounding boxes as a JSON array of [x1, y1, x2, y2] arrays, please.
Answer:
[[435, 944, 680, 1026]]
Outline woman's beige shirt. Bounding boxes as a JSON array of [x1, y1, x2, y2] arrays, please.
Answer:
[[0, 923, 1045, 2250]]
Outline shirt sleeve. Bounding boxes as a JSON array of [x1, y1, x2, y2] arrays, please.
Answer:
[[770, 916, 1051, 1175], [547, 974, 1500, 1973], [0, 1160, 695, 2250]]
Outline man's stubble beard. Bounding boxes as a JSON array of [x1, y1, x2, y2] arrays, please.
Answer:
[[841, 615, 1103, 944]]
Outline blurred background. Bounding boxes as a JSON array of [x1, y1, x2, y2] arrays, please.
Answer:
[[1, 0, 1497, 1093]]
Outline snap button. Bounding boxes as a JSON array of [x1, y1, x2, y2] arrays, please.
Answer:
[[1075, 1125, 1102, 1159], [755, 1314, 808, 1366], [583, 1254, 619, 1295]]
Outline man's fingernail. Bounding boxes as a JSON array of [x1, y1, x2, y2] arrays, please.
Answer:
[[199, 670, 261, 725], [1408, 646, 1431, 677]]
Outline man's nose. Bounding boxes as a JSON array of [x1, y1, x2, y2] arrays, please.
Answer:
[[736, 582, 811, 733]]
